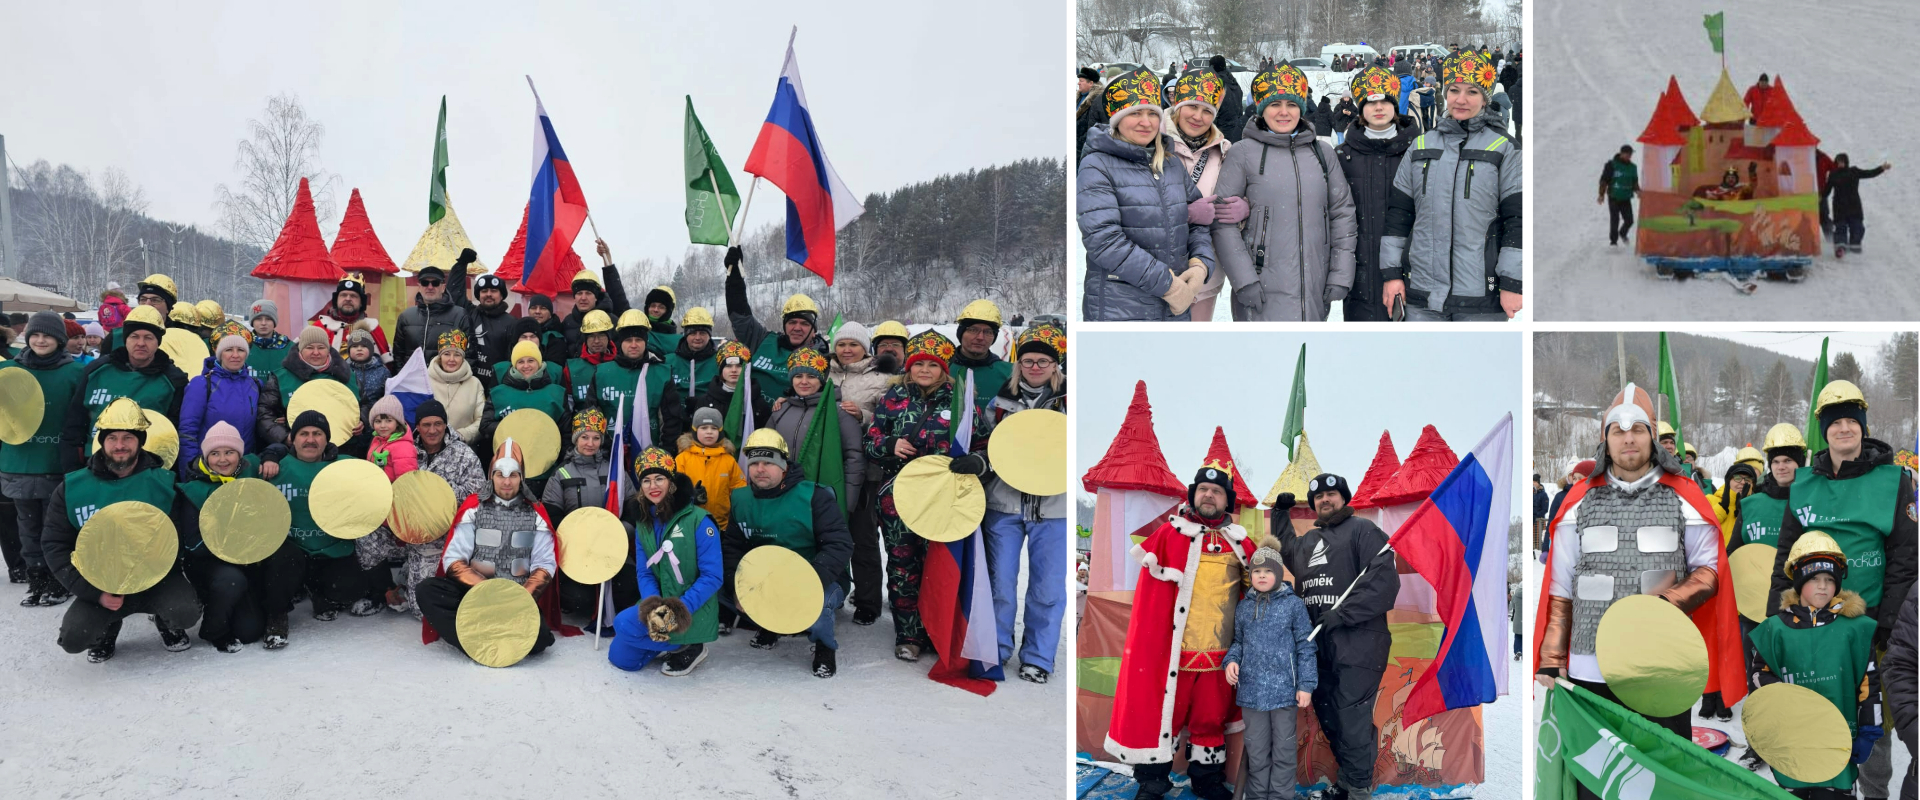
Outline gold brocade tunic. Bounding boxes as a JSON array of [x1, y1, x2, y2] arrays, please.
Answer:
[[1179, 532, 1244, 670]]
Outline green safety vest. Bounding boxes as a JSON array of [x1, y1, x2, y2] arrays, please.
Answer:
[[64, 465, 176, 531], [176, 456, 263, 509], [1606, 160, 1639, 201], [665, 351, 718, 409], [1736, 490, 1789, 549], [245, 344, 288, 380], [80, 361, 181, 453], [268, 363, 358, 402], [750, 333, 797, 406], [949, 357, 1012, 415], [1787, 463, 1900, 608], [0, 360, 86, 475], [565, 358, 600, 406], [647, 329, 681, 361], [637, 502, 719, 645], [730, 480, 819, 562], [272, 455, 356, 559], [593, 360, 672, 443], [1748, 612, 1877, 790]]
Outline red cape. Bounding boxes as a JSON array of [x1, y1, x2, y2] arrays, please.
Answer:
[[421, 493, 584, 646], [1531, 471, 1746, 705]]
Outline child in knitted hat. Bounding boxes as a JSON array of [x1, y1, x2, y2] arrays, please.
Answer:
[[345, 327, 389, 406], [675, 406, 745, 530], [366, 394, 417, 481], [1224, 535, 1318, 800]]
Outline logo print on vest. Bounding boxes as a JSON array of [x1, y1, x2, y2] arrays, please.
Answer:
[[1308, 539, 1329, 568]]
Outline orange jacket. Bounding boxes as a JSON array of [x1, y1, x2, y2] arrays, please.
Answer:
[[675, 435, 747, 530]]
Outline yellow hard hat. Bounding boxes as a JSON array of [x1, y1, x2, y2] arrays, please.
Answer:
[[137, 273, 179, 304], [1683, 442, 1697, 457], [871, 320, 910, 344], [571, 269, 602, 290], [195, 299, 225, 328], [123, 305, 166, 333], [1783, 530, 1847, 581], [142, 409, 179, 470], [580, 310, 614, 335], [96, 398, 150, 434], [1814, 380, 1868, 414], [781, 293, 820, 319], [1734, 446, 1765, 473], [616, 309, 651, 332], [681, 307, 715, 329], [743, 428, 790, 456], [169, 303, 199, 326], [646, 284, 678, 305], [1656, 421, 1676, 439], [1762, 423, 1807, 452], [957, 299, 1003, 328]]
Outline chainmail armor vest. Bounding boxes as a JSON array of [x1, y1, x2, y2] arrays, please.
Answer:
[[1571, 482, 1686, 655], [469, 496, 540, 583]]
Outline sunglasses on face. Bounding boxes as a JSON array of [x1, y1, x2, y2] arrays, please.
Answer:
[[419, 280, 443, 287]]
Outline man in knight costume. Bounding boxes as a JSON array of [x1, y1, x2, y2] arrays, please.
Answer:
[[1105, 461, 1255, 800], [1533, 383, 1747, 794], [416, 438, 559, 661]]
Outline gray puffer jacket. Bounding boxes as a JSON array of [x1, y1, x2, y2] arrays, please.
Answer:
[[1378, 106, 1522, 315], [764, 391, 866, 507], [541, 449, 613, 519], [1078, 124, 1216, 321], [1213, 120, 1357, 321]]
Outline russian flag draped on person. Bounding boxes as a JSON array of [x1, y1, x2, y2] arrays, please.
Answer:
[[919, 371, 1004, 695], [742, 28, 865, 284]]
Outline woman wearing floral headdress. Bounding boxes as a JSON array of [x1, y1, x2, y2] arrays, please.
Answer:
[[1162, 69, 1248, 322], [982, 323, 1067, 683]]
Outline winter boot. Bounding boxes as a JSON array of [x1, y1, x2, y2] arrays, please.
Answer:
[[1187, 761, 1232, 800], [19, 568, 44, 607], [312, 598, 338, 622], [157, 626, 192, 652], [717, 605, 737, 636], [37, 573, 70, 606], [86, 620, 122, 664], [216, 639, 245, 654], [661, 644, 708, 677], [1019, 664, 1050, 684], [1131, 763, 1174, 799], [1307, 785, 1350, 800], [895, 643, 922, 662], [8, 566, 24, 584], [751, 630, 780, 650], [852, 607, 880, 626], [263, 614, 289, 650], [384, 586, 408, 613], [811, 644, 837, 678], [347, 598, 382, 617], [1738, 746, 1768, 772]]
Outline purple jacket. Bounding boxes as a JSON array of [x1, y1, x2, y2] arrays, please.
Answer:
[[178, 357, 263, 473]]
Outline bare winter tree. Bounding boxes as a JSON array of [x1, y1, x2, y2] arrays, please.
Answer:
[[214, 93, 340, 250], [11, 160, 148, 297]]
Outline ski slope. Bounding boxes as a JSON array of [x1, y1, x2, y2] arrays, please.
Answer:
[[1533, 0, 1917, 320]]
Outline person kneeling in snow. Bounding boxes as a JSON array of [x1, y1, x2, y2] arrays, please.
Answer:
[[609, 447, 723, 676], [416, 439, 560, 661], [721, 429, 854, 679]]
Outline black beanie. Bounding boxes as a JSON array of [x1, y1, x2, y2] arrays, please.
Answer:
[[291, 409, 331, 440], [1307, 473, 1352, 504], [527, 294, 553, 311], [414, 399, 448, 425], [1791, 554, 1844, 596], [26, 311, 68, 346], [1189, 464, 1238, 513], [1209, 55, 1227, 73], [1764, 445, 1807, 469], [1818, 402, 1870, 439], [512, 316, 541, 340]]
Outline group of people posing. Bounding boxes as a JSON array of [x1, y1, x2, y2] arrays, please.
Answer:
[[0, 242, 1068, 686], [1078, 47, 1522, 323]]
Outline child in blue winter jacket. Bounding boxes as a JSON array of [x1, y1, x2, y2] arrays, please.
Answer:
[[1224, 536, 1318, 800]]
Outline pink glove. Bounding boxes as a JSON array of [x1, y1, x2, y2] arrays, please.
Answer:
[[1187, 195, 1217, 225], [1215, 196, 1251, 224]]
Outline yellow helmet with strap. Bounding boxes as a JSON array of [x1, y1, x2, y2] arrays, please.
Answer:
[[168, 303, 199, 326], [137, 273, 179, 305], [1783, 530, 1847, 581], [1734, 446, 1765, 474], [1656, 421, 1677, 439], [96, 398, 150, 433], [571, 269, 602, 291], [195, 299, 225, 328], [615, 309, 651, 333], [957, 299, 1003, 329], [871, 320, 910, 344], [782, 293, 820, 320]]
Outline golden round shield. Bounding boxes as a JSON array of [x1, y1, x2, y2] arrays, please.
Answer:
[[1743, 682, 1853, 783], [142, 409, 180, 470], [287, 380, 361, 447], [0, 367, 46, 445], [734, 545, 823, 635], [200, 478, 291, 564], [73, 501, 178, 595], [309, 458, 392, 540], [388, 470, 458, 545], [495, 408, 561, 476], [161, 328, 210, 379], [454, 578, 541, 668], [1595, 594, 1710, 718], [1730, 543, 1777, 622], [556, 507, 629, 585], [987, 409, 1067, 496], [894, 455, 986, 542]]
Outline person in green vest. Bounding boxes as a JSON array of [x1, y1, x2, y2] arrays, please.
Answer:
[[1597, 145, 1639, 247], [948, 299, 1013, 418], [1770, 380, 1916, 798], [488, 317, 564, 388], [722, 428, 853, 678], [1734, 421, 1808, 772], [665, 307, 719, 412], [260, 410, 379, 643], [2, 312, 89, 607], [173, 421, 302, 652], [608, 446, 723, 677], [39, 398, 200, 663], [243, 299, 291, 380], [61, 304, 188, 458], [1751, 531, 1882, 797], [722, 246, 829, 406], [106, 273, 182, 353], [259, 327, 364, 449], [592, 310, 687, 453], [484, 340, 569, 465], [565, 309, 616, 409], [642, 284, 681, 356]]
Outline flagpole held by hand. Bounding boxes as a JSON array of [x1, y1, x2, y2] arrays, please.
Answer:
[[594, 581, 607, 651], [1306, 541, 1395, 641], [728, 177, 761, 249]]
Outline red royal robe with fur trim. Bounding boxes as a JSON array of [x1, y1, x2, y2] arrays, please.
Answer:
[[310, 306, 392, 364], [421, 493, 583, 645], [1105, 508, 1256, 764], [1531, 471, 1747, 706]]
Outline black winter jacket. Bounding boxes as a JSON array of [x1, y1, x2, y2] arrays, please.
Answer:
[[1280, 505, 1400, 670], [1336, 117, 1420, 321], [1824, 165, 1887, 220], [1886, 584, 1917, 765], [560, 262, 632, 354]]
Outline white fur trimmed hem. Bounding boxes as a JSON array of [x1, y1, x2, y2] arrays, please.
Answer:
[[1132, 544, 1183, 583], [1104, 733, 1174, 765]]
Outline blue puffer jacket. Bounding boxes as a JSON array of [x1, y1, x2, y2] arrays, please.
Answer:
[[1223, 582, 1319, 711], [1078, 123, 1216, 321], [179, 356, 264, 472]]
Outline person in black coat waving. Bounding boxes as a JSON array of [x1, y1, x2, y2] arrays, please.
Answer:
[[1273, 473, 1399, 800], [1336, 67, 1421, 321], [1822, 153, 1892, 256]]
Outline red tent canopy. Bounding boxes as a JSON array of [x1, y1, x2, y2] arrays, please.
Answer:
[[1082, 380, 1187, 498], [1636, 77, 1699, 147], [251, 177, 342, 282], [1202, 426, 1260, 510], [329, 188, 399, 275], [1348, 430, 1402, 509], [1366, 424, 1458, 508], [494, 203, 584, 291]]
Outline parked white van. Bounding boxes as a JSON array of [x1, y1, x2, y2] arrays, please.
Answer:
[[1389, 44, 1448, 63], [1317, 43, 1379, 65]]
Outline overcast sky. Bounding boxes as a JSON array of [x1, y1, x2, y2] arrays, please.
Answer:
[[1076, 332, 1526, 515], [0, 1, 1067, 268]]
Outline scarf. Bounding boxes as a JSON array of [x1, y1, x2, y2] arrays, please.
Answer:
[[15, 349, 73, 370], [252, 331, 291, 351], [194, 457, 238, 485]]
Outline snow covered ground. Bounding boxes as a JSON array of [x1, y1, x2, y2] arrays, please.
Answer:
[[1534, 0, 1918, 320], [0, 572, 1066, 798]]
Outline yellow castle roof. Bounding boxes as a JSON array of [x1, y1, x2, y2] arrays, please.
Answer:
[[1263, 431, 1322, 506], [1700, 68, 1747, 125]]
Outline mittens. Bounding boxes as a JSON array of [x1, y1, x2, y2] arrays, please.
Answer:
[[1160, 269, 1197, 316], [455, 248, 477, 266], [724, 246, 744, 270], [948, 453, 988, 475]]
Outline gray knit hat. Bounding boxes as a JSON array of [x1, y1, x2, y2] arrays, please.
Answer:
[[1250, 535, 1285, 573], [692, 407, 724, 431], [248, 299, 278, 324], [26, 311, 68, 346]]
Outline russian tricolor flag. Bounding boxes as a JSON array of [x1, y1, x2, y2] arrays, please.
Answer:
[[384, 349, 435, 424], [1389, 413, 1513, 724], [742, 31, 865, 285], [522, 77, 591, 298], [919, 370, 1003, 696]]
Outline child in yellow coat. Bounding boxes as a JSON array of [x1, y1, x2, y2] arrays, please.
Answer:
[[675, 407, 747, 531]]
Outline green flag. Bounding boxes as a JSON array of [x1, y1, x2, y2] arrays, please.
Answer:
[[1281, 343, 1306, 462], [1658, 332, 1685, 454], [1806, 336, 1830, 453], [684, 96, 740, 246], [826, 312, 845, 345], [1704, 12, 1725, 54], [428, 96, 449, 224], [795, 380, 848, 518], [1537, 681, 1794, 800]]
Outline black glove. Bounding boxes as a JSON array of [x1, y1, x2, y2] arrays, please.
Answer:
[[455, 248, 477, 266], [1875, 626, 1892, 652], [948, 453, 988, 475], [724, 246, 743, 270], [692, 485, 709, 506], [1272, 492, 1296, 512]]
